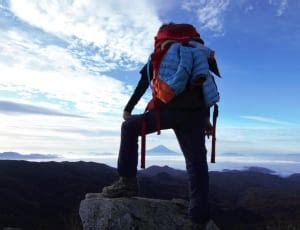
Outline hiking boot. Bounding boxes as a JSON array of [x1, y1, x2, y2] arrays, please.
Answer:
[[101, 177, 138, 198]]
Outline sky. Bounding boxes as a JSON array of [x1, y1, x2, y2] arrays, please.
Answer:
[[0, 0, 300, 159]]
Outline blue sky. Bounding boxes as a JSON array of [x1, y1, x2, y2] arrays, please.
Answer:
[[0, 0, 299, 158]]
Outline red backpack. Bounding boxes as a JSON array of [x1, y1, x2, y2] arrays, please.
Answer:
[[148, 23, 202, 108]]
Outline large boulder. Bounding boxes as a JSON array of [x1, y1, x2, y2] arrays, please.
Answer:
[[79, 195, 219, 230]]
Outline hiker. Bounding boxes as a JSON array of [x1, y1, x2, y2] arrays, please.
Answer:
[[101, 23, 220, 225]]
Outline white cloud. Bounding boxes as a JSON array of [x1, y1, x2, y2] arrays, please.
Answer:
[[181, 0, 291, 33], [0, 64, 144, 116], [277, 0, 288, 16], [216, 126, 300, 154], [9, 0, 161, 66], [241, 115, 297, 126], [244, 5, 254, 13], [0, 29, 84, 72], [0, 28, 148, 116], [0, 112, 122, 155], [182, 0, 230, 32], [268, 0, 289, 16], [0, 1, 159, 156], [0, 25, 150, 155]]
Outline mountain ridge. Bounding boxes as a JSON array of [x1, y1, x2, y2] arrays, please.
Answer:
[[0, 160, 299, 229], [0, 151, 60, 160]]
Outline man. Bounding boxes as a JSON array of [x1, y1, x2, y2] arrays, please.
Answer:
[[101, 23, 217, 225]]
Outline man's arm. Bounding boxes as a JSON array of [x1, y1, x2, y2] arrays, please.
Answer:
[[123, 64, 151, 118]]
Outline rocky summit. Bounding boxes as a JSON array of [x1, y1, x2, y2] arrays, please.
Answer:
[[79, 196, 219, 230]]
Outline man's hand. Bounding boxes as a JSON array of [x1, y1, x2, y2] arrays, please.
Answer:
[[123, 111, 132, 121], [205, 118, 214, 138]]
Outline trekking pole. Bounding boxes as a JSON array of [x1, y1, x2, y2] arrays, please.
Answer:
[[211, 104, 219, 163], [141, 115, 147, 169]]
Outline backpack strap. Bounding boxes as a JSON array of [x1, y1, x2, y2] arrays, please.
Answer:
[[160, 40, 175, 50], [141, 114, 147, 169], [146, 55, 153, 90], [141, 57, 163, 169], [211, 104, 219, 163]]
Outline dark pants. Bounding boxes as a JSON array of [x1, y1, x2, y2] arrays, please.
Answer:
[[117, 108, 210, 223]]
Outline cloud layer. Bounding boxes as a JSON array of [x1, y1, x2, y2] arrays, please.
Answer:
[[0, 100, 83, 117], [0, 27, 147, 116], [9, 0, 161, 67], [182, 0, 230, 32], [181, 0, 291, 33], [0, 1, 160, 155], [241, 115, 297, 126]]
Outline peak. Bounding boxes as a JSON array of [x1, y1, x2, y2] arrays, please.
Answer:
[[140, 165, 186, 178], [147, 165, 172, 169], [147, 145, 178, 154]]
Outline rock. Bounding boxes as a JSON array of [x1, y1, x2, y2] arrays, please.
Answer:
[[79, 195, 220, 230], [3, 228, 22, 230]]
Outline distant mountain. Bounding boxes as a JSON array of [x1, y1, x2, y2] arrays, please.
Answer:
[[245, 166, 276, 174], [140, 165, 187, 178], [0, 152, 59, 160], [285, 153, 300, 161], [147, 145, 178, 155], [222, 167, 276, 174]]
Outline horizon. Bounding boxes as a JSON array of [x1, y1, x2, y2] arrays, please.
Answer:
[[1, 144, 299, 176], [1, 1, 300, 166]]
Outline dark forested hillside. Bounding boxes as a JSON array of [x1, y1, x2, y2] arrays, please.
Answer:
[[0, 160, 299, 230], [0, 160, 118, 230]]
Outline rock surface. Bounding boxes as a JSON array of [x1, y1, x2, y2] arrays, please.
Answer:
[[79, 195, 219, 230]]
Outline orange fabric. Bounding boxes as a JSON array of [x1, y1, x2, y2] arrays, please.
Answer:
[[154, 78, 176, 103]]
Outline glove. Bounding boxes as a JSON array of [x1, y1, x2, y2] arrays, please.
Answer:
[[205, 118, 214, 138], [123, 111, 132, 121]]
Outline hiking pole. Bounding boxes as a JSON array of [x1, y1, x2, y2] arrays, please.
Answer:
[[141, 115, 147, 169], [211, 104, 219, 163]]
